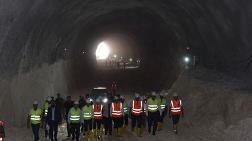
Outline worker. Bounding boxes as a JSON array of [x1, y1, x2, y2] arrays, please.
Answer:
[[169, 92, 184, 134], [120, 96, 128, 128], [146, 92, 160, 135], [68, 101, 81, 141], [43, 96, 51, 138], [27, 101, 42, 141], [93, 97, 103, 139], [157, 92, 168, 131], [46, 100, 62, 141], [81, 98, 93, 140], [0, 120, 5, 141], [102, 97, 112, 136], [111, 96, 124, 137], [64, 96, 73, 137], [130, 93, 143, 137], [55, 93, 65, 121]]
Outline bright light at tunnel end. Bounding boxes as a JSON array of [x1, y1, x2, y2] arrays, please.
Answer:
[[96, 42, 110, 60]]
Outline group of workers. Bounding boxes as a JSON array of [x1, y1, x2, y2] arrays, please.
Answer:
[[27, 92, 184, 141]]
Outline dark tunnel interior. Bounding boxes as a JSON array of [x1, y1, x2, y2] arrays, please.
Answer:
[[68, 8, 181, 92]]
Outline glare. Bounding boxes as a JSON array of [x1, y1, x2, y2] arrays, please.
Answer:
[[96, 42, 110, 60], [113, 54, 117, 58], [184, 57, 190, 63], [103, 98, 108, 103]]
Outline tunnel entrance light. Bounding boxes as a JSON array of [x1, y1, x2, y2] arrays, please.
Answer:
[[96, 42, 110, 60]]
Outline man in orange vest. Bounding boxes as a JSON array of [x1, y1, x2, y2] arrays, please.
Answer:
[[111, 96, 124, 137], [130, 93, 143, 137], [169, 92, 184, 134], [93, 97, 103, 138]]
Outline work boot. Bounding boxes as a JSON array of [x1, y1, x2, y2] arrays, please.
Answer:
[[118, 128, 123, 137], [94, 129, 97, 137], [137, 128, 142, 137]]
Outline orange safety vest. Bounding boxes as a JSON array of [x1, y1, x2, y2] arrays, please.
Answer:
[[131, 100, 143, 116], [170, 99, 182, 116], [111, 102, 123, 118], [93, 104, 103, 120]]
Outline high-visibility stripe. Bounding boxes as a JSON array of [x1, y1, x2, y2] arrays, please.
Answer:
[[170, 100, 182, 113]]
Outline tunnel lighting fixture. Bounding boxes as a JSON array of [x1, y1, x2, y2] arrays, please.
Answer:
[[96, 42, 110, 60], [113, 54, 117, 58], [129, 58, 133, 62], [184, 56, 190, 63]]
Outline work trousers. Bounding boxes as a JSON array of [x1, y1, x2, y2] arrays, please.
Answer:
[[112, 117, 123, 129], [83, 119, 93, 133], [147, 111, 160, 134], [31, 124, 40, 141], [49, 121, 58, 141], [103, 117, 112, 135], [70, 123, 80, 141], [93, 119, 102, 130], [65, 115, 71, 137], [131, 114, 142, 129], [123, 114, 128, 126]]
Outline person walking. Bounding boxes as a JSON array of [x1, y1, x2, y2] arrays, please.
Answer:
[[146, 92, 160, 135], [47, 100, 62, 141], [68, 101, 81, 141], [102, 97, 112, 136], [169, 92, 184, 134], [81, 98, 93, 140], [111, 96, 124, 137], [130, 93, 143, 137], [93, 97, 103, 139], [27, 101, 42, 141]]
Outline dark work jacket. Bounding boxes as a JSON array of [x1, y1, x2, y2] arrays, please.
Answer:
[[46, 106, 62, 124]]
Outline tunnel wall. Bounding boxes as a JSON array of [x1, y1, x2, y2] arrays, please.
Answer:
[[0, 0, 252, 126], [0, 60, 68, 126]]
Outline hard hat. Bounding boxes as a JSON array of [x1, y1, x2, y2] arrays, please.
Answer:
[[120, 96, 125, 100], [74, 101, 79, 105], [86, 98, 92, 104], [33, 101, 38, 105], [173, 92, 178, 97], [135, 93, 140, 98], [47, 97, 52, 102], [151, 91, 156, 96]]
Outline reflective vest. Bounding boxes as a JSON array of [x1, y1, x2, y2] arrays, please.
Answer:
[[93, 104, 103, 120], [170, 99, 182, 116], [147, 98, 159, 112], [69, 107, 81, 123], [82, 105, 93, 120], [131, 100, 143, 116], [30, 108, 42, 125], [111, 102, 123, 118], [160, 98, 168, 110], [43, 102, 49, 116], [123, 102, 128, 114]]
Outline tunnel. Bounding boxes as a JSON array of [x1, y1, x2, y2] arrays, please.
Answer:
[[0, 0, 252, 139]]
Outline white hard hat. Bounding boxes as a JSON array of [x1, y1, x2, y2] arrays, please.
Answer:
[[86, 98, 92, 104], [47, 97, 52, 101], [74, 101, 79, 105], [151, 91, 156, 96], [120, 96, 125, 99], [135, 93, 140, 98], [33, 101, 38, 105]]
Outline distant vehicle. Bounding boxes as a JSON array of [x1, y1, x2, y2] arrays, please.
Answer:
[[90, 87, 111, 103]]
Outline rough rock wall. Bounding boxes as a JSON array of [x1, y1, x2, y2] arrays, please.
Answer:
[[0, 60, 68, 126]]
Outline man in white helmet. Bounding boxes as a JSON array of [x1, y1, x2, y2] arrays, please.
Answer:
[[27, 101, 42, 141], [68, 101, 81, 141], [81, 98, 93, 140]]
